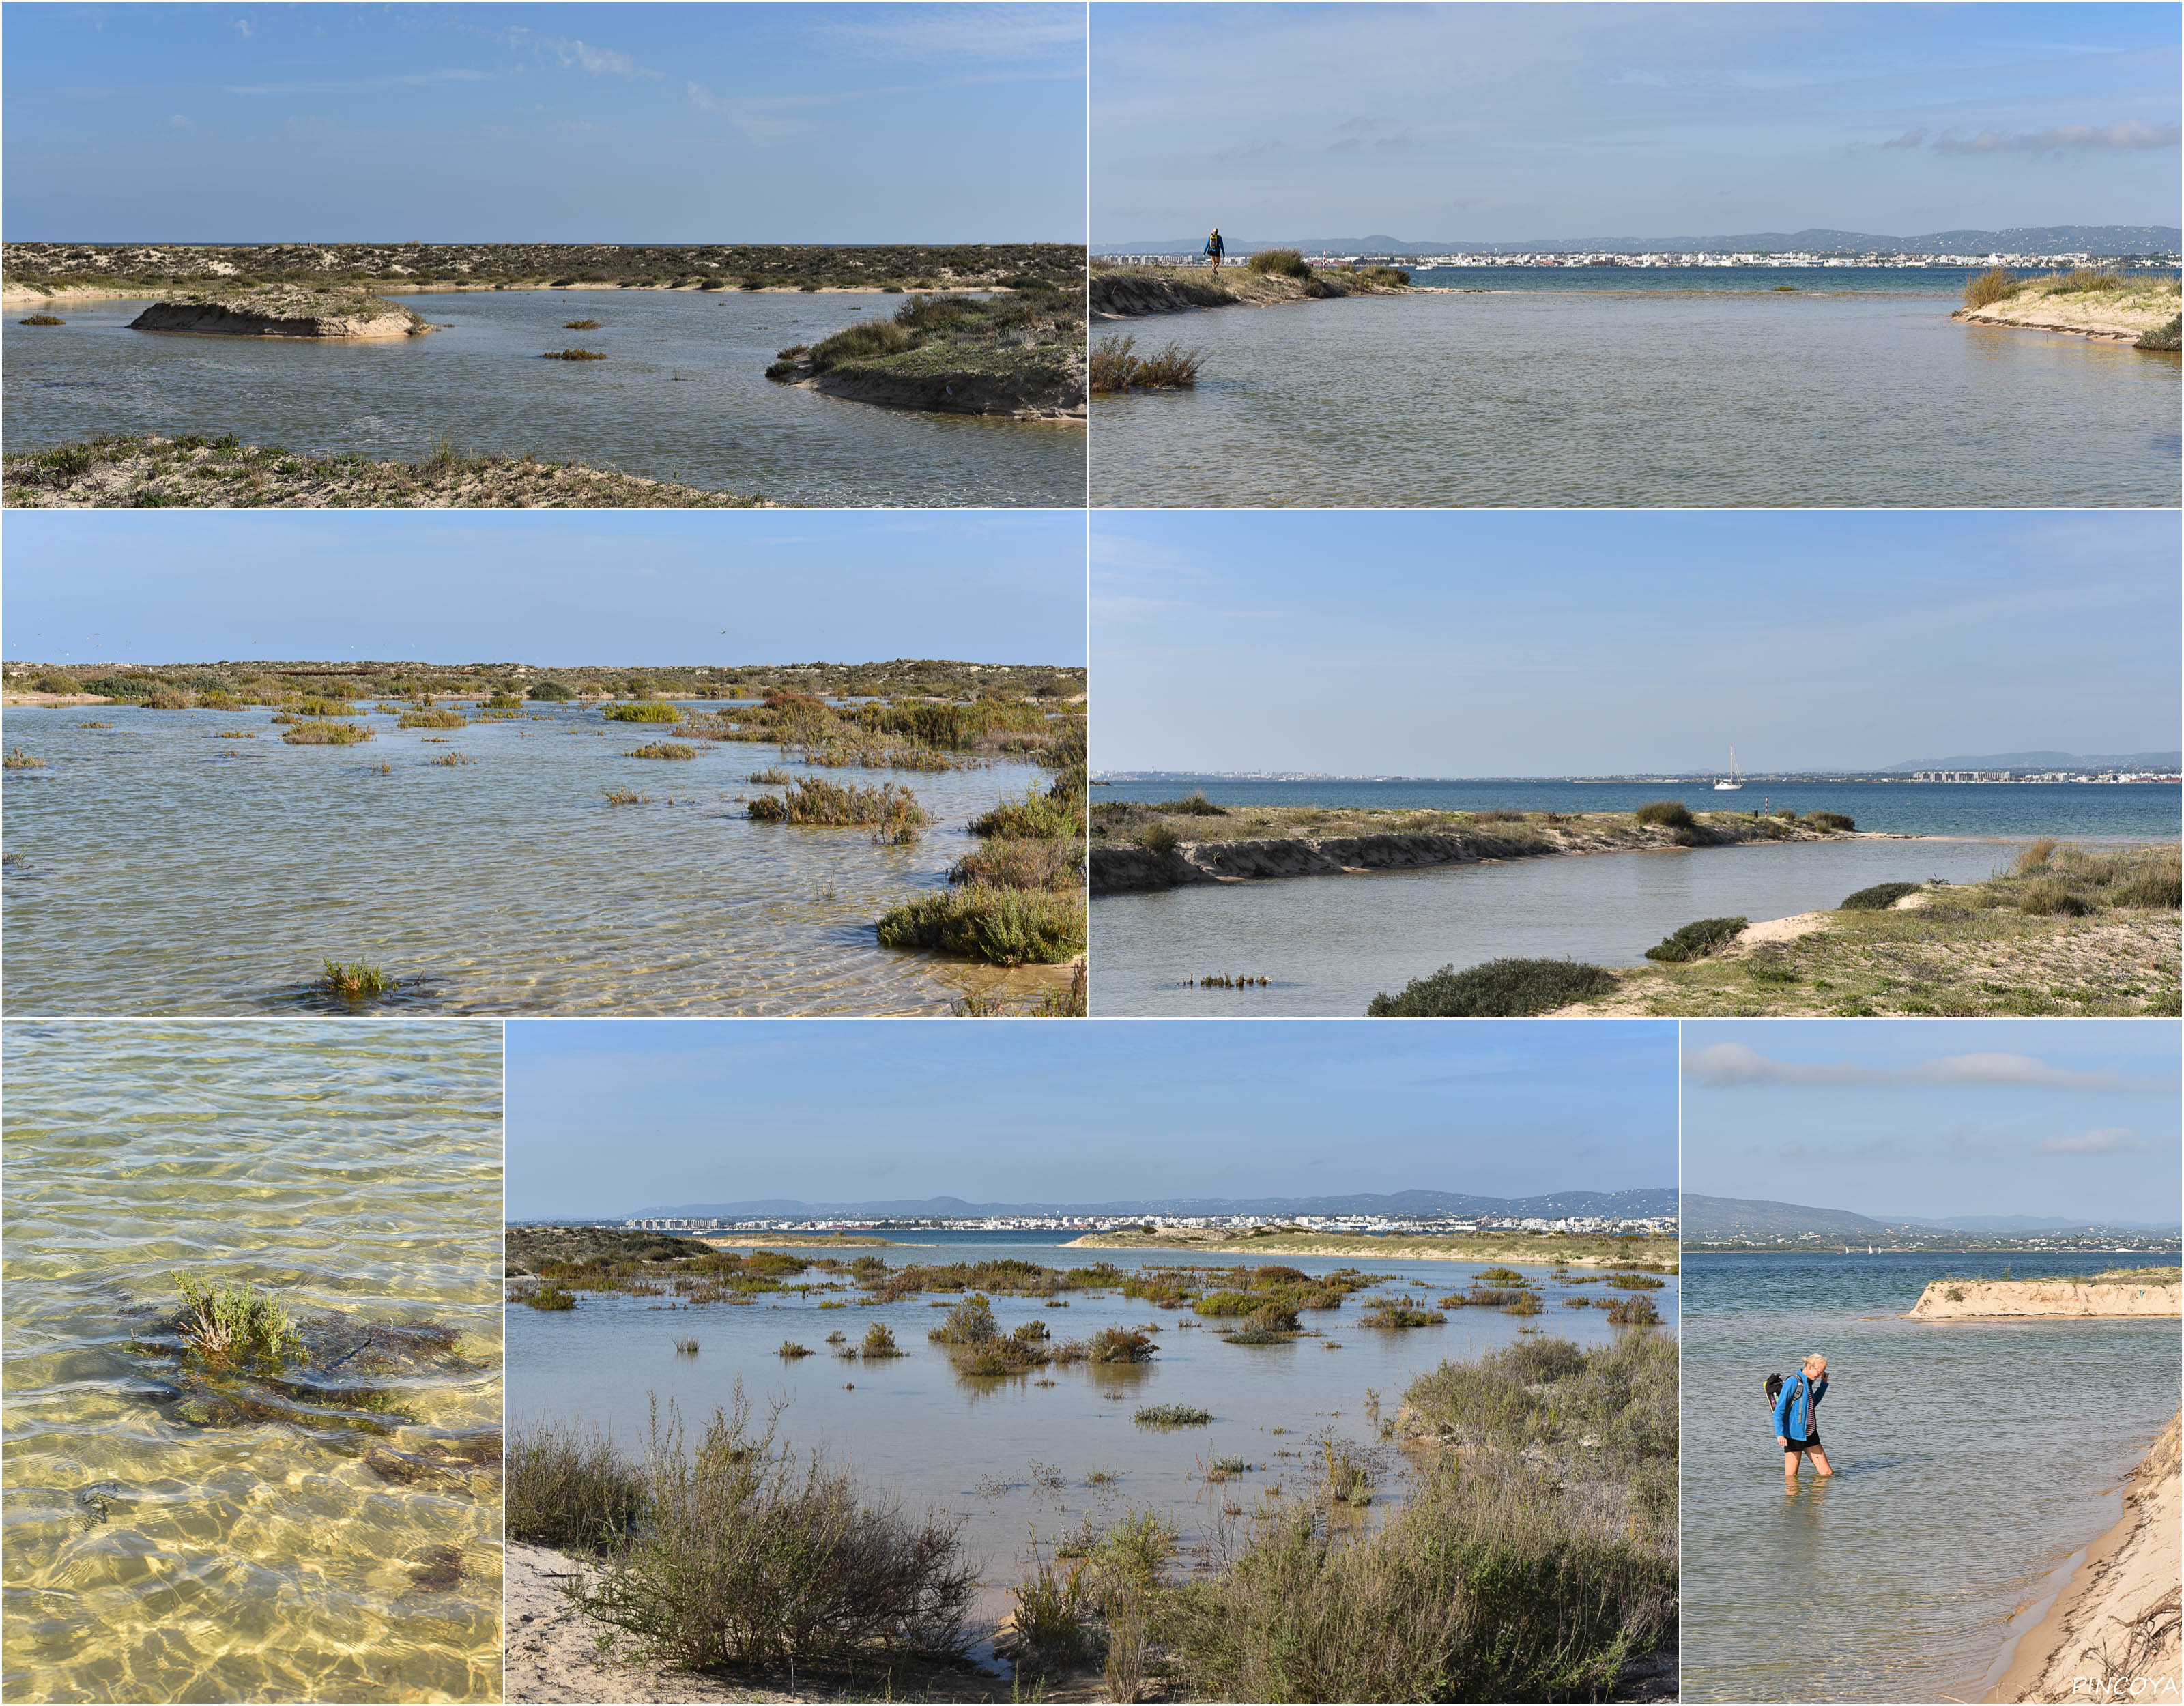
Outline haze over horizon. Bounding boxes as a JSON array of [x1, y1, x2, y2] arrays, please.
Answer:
[[3, 3, 1087, 243], [1093, 510, 2181, 777], [1095, 3, 2180, 243], [1681, 1020, 2183, 1226], [504, 1020, 1677, 1221]]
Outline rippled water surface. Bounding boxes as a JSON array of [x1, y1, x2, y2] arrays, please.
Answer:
[[507, 1232, 1676, 1625], [1093, 835, 2064, 1016], [2, 1021, 504, 1704], [2, 702, 1048, 1014], [1682, 1252, 2181, 1703], [1091, 287, 2180, 506], [3, 290, 1084, 506]]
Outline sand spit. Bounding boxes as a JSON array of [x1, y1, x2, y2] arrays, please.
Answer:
[[1091, 817, 1856, 895], [1907, 1280, 2182, 1320], [1065, 1230, 1678, 1267], [1989, 1415, 2181, 1703], [128, 287, 431, 341], [791, 364, 1086, 421], [1091, 264, 1420, 319]]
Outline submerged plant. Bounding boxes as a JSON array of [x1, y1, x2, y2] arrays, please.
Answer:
[[173, 1273, 297, 1365], [624, 741, 698, 760], [3, 746, 46, 769], [322, 959, 397, 999]]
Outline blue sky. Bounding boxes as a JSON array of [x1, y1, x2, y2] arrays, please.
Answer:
[[3, 4, 1086, 242], [504, 1019, 1677, 1219], [2, 510, 1086, 667], [1095, 3, 2181, 242], [1092, 510, 2180, 775], [1681, 1020, 2182, 1224]]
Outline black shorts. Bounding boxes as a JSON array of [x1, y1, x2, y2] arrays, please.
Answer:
[[1783, 1433, 1822, 1454]]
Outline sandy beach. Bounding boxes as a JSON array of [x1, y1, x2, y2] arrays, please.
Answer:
[[1908, 1278, 2183, 1320], [1988, 1415, 2181, 1703]]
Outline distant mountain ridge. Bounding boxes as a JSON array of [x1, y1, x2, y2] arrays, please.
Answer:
[[1684, 1194, 2181, 1237], [627, 1187, 1678, 1220], [1880, 750, 2180, 771], [1100, 225, 2180, 257]]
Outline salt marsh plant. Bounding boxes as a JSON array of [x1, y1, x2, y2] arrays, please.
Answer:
[[624, 742, 697, 760], [1091, 334, 1206, 392], [173, 1273, 297, 1366], [875, 884, 1085, 966], [861, 1322, 903, 1358], [321, 959, 396, 998], [508, 1417, 648, 1551], [1246, 248, 1312, 278], [1359, 1297, 1446, 1329], [1841, 882, 1922, 911], [571, 1389, 977, 1672], [524, 1285, 578, 1310], [398, 708, 466, 729], [1643, 916, 1748, 962], [1366, 957, 1617, 1017], [604, 702, 681, 723], [543, 347, 608, 360], [1964, 267, 2019, 308], [3, 746, 45, 768], [779, 1341, 813, 1359], [1633, 799, 1694, 830], [748, 777, 928, 831], [19, 313, 65, 325], [281, 721, 373, 746], [1605, 1296, 1661, 1327], [564, 319, 601, 330], [1134, 1404, 1211, 1428], [603, 788, 650, 806]]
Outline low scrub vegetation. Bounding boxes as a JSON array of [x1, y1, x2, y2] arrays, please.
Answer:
[[603, 701, 681, 723], [748, 777, 928, 832], [543, 347, 607, 361], [507, 1417, 647, 1552], [1643, 916, 1747, 963], [398, 708, 466, 729], [321, 959, 396, 998], [875, 883, 1084, 965], [1134, 1404, 1211, 1428], [624, 741, 697, 760], [1367, 957, 1618, 1017], [1091, 334, 1207, 392], [281, 721, 373, 746], [1246, 248, 1312, 278], [173, 1273, 296, 1365], [1963, 267, 2018, 308], [1841, 881, 1922, 911], [1633, 799, 1693, 830]]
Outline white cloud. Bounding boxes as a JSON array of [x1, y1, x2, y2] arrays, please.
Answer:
[[1682, 1043, 2168, 1093], [234, 18, 253, 38], [171, 114, 192, 128], [2039, 1128, 2151, 1154], [541, 38, 661, 80]]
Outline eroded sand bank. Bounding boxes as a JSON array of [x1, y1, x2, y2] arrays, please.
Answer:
[[1906, 1280, 2181, 1320]]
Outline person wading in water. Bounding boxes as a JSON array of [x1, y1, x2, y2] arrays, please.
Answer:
[[1775, 1353, 1833, 1486], [1205, 227, 1225, 269]]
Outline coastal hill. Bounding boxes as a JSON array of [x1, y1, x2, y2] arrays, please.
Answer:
[[621, 1187, 1678, 1221], [1685, 1193, 2181, 1246], [1100, 225, 2181, 257], [1882, 749, 2182, 771]]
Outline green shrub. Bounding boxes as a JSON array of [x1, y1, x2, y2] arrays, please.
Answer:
[[1963, 267, 2018, 308], [322, 959, 395, 998], [1840, 882, 1920, 910], [528, 680, 577, 701], [1134, 1404, 1210, 1428], [875, 884, 1084, 966], [173, 1273, 296, 1365], [1805, 811, 1856, 832], [1633, 800, 1693, 829], [967, 791, 1081, 840], [604, 702, 681, 723], [398, 708, 466, 729], [2112, 861, 2183, 909], [524, 1285, 578, 1310], [507, 1417, 647, 1552], [282, 721, 373, 745], [2017, 878, 2091, 917], [1139, 821, 1183, 854], [1643, 916, 1747, 962], [1367, 958, 1617, 1017], [1246, 249, 1312, 278], [750, 777, 927, 830], [543, 347, 607, 361], [573, 1389, 976, 1671], [2136, 315, 2181, 351], [626, 741, 697, 760], [143, 687, 195, 710], [30, 673, 83, 693], [803, 316, 918, 373]]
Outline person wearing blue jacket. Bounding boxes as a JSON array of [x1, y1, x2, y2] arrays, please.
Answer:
[[1205, 228, 1225, 269], [1774, 1353, 1833, 1484]]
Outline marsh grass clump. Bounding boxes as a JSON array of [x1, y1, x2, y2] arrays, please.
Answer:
[[948, 836, 1082, 892], [749, 777, 928, 831], [563, 319, 601, 330], [398, 708, 466, 729], [528, 680, 577, 701], [20, 313, 66, 326], [968, 790, 1082, 840], [524, 1285, 578, 1310], [1806, 811, 1856, 832], [282, 721, 373, 746], [779, 1341, 814, 1359], [508, 1417, 646, 1551], [861, 1322, 903, 1358], [543, 347, 607, 361], [1134, 1404, 1211, 1428], [1644, 916, 1747, 962], [625, 741, 697, 760], [3, 746, 46, 769], [2136, 315, 2181, 351], [573, 1388, 977, 1673], [321, 958, 397, 999], [1091, 334, 1205, 391], [1633, 799, 1693, 830], [430, 751, 474, 767], [1841, 882, 1922, 911], [604, 701, 681, 723], [1963, 267, 2019, 308], [1246, 248, 1312, 278], [747, 767, 793, 785], [602, 787, 650, 806], [1605, 1296, 1662, 1327], [875, 884, 1085, 966], [173, 1273, 297, 1366], [1358, 1296, 1446, 1330], [1367, 957, 1617, 1017]]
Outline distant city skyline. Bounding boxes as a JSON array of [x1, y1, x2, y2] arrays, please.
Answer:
[[1096, 3, 2181, 242], [1681, 1020, 2182, 1224], [3, 3, 1087, 242], [1, 511, 1085, 667], [1092, 510, 2181, 777], [504, 1019, 1677, 1220]]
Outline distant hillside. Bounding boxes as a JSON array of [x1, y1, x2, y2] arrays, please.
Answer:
[[627, 1187, 1677, 1221], [1684, 1195, 2180, 1238], [1100, 225, 2181, 257], [1880, 750, 2180, 772]]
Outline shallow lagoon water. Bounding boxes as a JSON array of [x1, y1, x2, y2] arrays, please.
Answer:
[[1093, 834, 2061, 1016], [506, 1234, 1676, 1625], [1, 702, 1049, 1015], [1092, 284, 2180, 507], [1682, 1252, 2181, 1703], [3, 289, 1084, 507], [2, 1021, 504, 1704]]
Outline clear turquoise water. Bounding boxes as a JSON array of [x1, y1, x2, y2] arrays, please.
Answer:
[[1682, 1252, 2181, 1703]]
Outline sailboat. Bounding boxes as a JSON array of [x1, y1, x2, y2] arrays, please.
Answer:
[[1714, 744, 1743, 792]]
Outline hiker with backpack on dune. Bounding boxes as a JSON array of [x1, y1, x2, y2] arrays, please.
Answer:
[[1771, 1354, 1833, 1486]]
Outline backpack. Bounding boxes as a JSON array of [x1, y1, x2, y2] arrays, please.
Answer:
[[1765, 1372, 1784, 1406]]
